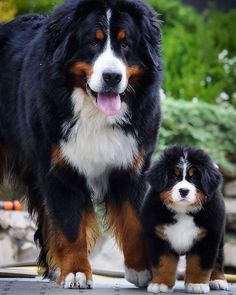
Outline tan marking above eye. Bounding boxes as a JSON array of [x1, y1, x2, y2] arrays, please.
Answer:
[[188, 167, 196, 177], [96, 29, 105, 40], [126, 65, 144, 78], [174, 167, 181, 176], [118, 30, 126, 41]]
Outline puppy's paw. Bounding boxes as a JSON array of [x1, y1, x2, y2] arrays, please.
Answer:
[[209, 279, 229, 290], [147, 283, 173, 293], [63, 272, 93, 289], [186, 283, 210, 294], [125, 266, 151, 287]]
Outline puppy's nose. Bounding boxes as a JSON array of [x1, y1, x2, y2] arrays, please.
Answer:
[[179, 188, 190, 198], [103, 72, 122, 87]]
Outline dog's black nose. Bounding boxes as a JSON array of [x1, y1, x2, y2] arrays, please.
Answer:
[[103, 72, 122, 87], [179, 188, 190, 198]]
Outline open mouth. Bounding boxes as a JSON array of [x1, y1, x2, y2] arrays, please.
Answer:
[[88, 87, 123, 117]]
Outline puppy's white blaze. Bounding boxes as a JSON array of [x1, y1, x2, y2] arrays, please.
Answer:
[[182, 161, 188, 179], [164, 214, 200, 253], [60, 89, 137, 199], [88, 9, 128, 94]]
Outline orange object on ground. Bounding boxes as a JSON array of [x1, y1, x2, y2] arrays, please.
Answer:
[[0, 200, 22, 211]]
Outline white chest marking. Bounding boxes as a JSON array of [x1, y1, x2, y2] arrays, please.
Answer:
[[60, 89, 137, 199], [164, 214, 200, 254]]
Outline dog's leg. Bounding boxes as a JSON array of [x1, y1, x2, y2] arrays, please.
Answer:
[[147, 253, 179, 293], [209, 237, 229, 290], [143, 229, 179, 293], [185, 254, 211, 293], [39, 163, 100, 289], [106, 199, 151, 287], [44, 208, 99, 289]]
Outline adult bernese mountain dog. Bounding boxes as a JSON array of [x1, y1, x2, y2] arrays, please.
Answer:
[[0, 0, 162, 289], [142, 146, 229, 293]]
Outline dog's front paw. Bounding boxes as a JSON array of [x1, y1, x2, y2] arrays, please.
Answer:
[[63, 272, 93, 289], [125, 266, 151, 287], [209, 279, 229, 290], [147, 283, 173, 293], [186, 283, 210, 294]]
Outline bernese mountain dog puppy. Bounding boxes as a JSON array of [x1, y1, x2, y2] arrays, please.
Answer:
[[142, 146, 229, 293], [0, 0, 162, 289]]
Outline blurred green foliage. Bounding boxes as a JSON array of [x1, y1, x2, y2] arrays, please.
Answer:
[[149, 0, 236, 107], [14, 0, 62, 14], [0, 1, 235, 201], [0, 0, 17, 22], [156, 98, 236, 176]]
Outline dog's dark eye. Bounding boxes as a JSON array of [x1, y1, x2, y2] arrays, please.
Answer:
[[121, 41, 129, 49], [188, 167, 196, 177], [90, 40, 98, 47], [174, 168, 181, 177]]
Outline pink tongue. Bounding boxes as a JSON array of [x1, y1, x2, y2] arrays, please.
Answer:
[[97, 93, 121, 116]]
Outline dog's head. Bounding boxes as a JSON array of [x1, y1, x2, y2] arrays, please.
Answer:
[[147, 145, 222, 213], [45, 0, 161, 118]]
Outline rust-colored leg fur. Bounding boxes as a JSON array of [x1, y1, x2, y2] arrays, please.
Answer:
[[210, 264, 225, 281], [45, 209, 100, 286], [150, 255, 179, 289], [106, 200, 149, 271], [185, 255, 211, 285], [106, 200, 150, 287]]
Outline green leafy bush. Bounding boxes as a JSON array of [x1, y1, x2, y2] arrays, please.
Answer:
[[0, 0, 17, 23], [155, 98, 236, 177], [148, 0, 236, 107], [14, 0, 62, 14]]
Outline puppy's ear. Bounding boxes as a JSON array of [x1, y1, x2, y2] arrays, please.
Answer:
[[146, 162, 168, 192], [201, 164, 222, 197], [141, 8, 162, 68]]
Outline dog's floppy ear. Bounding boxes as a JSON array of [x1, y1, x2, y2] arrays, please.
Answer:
[[45, 4, 74, 60], [45, 1, 86, 63], [201, 163, 222, 197], [141, 8, 162, 68], [146, 161, 168, 193]]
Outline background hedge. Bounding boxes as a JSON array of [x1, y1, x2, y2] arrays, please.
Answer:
[[158, 98, 236, 177], [0, 0, 235, 190], [148, 0, 236, 107]]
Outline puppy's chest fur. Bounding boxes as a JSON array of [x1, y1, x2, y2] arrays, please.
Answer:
[[157, 214, 201, 254], [60, 89, 138, 199]]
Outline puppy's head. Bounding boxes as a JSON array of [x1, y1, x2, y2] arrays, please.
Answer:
[[147, 145, 222, 213], [46, 0, 161, 117]]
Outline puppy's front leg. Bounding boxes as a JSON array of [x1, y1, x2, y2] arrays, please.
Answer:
[[185, 254, 211, 294], [148, 252, 179, 293], [146, 236, 179, 293]]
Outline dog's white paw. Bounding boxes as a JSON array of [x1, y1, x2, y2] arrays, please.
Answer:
[[186, 283, 210, 293], [147, 283, 173, 293], [63, 272, 93, 289], [209, 279, 229, 290], [125, 266, 151, 287]]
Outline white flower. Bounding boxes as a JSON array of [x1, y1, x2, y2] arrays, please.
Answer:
[[218, 49, 228, 61]]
